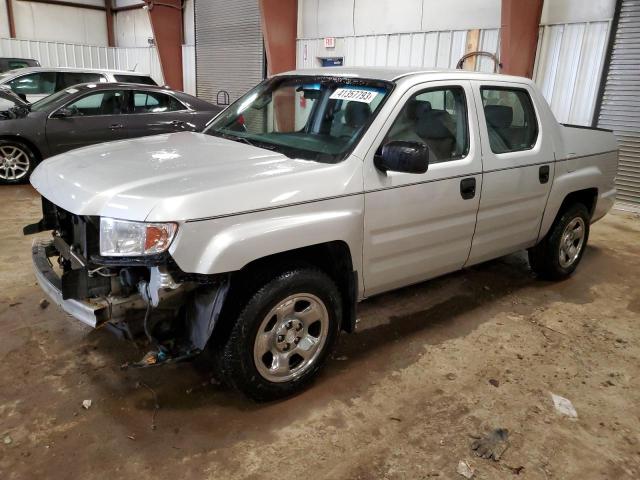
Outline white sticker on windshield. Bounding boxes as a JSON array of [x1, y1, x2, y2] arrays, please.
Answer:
[[330, 88, 379, 104]]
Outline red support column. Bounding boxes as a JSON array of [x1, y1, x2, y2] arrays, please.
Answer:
[[6, 0, 16, 38], [105, 0, 115, 47], [259, 0, 297, 76], [144, 0, 183, 90], [500, 0, 544, 78]]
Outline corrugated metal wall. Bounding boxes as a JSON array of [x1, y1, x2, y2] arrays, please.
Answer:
[[597, 0, 640, 206], [296, 29, 500, 72], [533, 21, 611, 126], [0, 37, 164, 84], [195, 0, 264, 105]]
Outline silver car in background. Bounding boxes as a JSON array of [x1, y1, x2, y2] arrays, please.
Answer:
[[0, 66, 157, 102]]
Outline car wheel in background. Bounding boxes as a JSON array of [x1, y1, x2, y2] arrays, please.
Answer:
[[0, 140, 37, 185]]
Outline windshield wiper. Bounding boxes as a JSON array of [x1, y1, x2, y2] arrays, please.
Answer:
[[214, 131, 277, 151]]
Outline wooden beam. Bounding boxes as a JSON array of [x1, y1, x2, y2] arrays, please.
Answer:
[[105, 0, 114, 47], [6, 0, 16, 38], [259, 0, 297, 76], [463, 29, 480, 71], [16, 0, 106, 10]]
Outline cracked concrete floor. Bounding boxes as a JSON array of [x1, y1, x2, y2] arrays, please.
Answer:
[[1, 185, 639, 479]]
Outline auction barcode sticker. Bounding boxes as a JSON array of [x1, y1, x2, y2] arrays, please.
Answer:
[[330, 88, 379, 104]]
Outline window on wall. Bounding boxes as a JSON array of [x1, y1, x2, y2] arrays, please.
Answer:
[[133, 91, 185, 113], [481, 87, 539, 154], [384, 86, 469, 163], [8, 72, 56, 95]]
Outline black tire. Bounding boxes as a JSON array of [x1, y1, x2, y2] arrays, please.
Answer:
[[0, 139, 37, 185], [528, 203, 590, 280], [214, 268, 342, 401]]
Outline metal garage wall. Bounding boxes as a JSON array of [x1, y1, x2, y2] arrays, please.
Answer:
[[533, 22, 611, 126], [597, 0, 640, 206], [0, 37, 164, 84], [296, 29, 501, 72], [195, 0, 264, 105]]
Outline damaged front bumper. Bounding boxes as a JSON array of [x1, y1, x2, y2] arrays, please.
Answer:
[[31, 238, 182, 329]]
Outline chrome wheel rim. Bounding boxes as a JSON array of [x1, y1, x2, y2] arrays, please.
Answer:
[[559, 217, 586, 268], [253, 293, 329, 383], [0, 146, 30, 181]]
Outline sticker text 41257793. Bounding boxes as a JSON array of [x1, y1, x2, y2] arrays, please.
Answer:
[[329, 88, 379, 104]]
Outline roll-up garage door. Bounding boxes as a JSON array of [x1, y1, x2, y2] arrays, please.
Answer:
[[597, 0, 640, 206], [195, 0, 264, 105]]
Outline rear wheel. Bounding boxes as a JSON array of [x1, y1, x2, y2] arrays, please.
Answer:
[[528, 203, 590, 280], [215, 268, 342, 401], [0, 140, 37, 185]]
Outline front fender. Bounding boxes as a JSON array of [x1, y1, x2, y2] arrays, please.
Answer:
[[169, 195, 364, 278]]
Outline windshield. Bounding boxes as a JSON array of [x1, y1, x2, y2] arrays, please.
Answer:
[[30, 88, 79, 112], [203, 76, 392, 162]]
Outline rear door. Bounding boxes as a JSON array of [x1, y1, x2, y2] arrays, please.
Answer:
[[45, 89, 130, 155], [363, 80, 482, 296], [127, 89, 195, 137], [466, 82, 555, 266]]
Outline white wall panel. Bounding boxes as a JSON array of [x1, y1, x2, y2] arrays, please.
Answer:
[[182, 44, 196, 95], [541, 0, 616, 25], [296, 29, 501, 72], [533, 21, 610, 125], [0, 1, 9, 38], [0, 37, 163, 85], [11, 1, 108, 46], [183, 0, 195, 46], [114, 8, 152, 47], [298, 0, 501, 38]]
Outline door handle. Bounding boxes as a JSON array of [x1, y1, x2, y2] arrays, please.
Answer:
[[109, 123, 123, 130], [171, 120, 186, 127], [460, 177, 476, 200], [539, 165, 550, 184]]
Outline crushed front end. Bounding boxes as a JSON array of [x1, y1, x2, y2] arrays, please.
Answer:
[[25, 197, 227, 367]]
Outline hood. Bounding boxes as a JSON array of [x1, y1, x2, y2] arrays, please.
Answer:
[[30, 132, 363, 222]]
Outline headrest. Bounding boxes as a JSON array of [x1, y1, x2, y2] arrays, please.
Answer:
[[406, 100, 432, 120], [484, 105, 513, 129], [344, 102, 372, 128], [415, 109, 454, 140]]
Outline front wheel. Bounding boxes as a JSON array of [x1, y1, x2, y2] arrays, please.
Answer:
[[0, 140, 37, 185], [215, 268, 342, 401], [528, 203, 590, 280]]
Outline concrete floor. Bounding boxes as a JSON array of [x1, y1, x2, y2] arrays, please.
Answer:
[[1, 185, 639, 480]]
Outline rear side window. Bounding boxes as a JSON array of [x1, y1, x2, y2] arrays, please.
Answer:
[[132, 91, 185, 113], [115, 74, 157, 86], [58, 72, 106, 89], [481, 87, 538, 154], [8, 72, 57, 95]]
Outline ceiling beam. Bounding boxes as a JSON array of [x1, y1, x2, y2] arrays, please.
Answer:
[[15, 0, 106, 11]]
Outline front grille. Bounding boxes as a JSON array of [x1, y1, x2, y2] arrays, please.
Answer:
[[42, 197, 100, 262]]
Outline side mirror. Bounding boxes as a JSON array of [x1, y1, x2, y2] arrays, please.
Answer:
[[374, 141, 429, 174], [51, 107, 76, 119]]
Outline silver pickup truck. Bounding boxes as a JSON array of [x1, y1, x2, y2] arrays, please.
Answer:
[[25, 67, 618, 401]]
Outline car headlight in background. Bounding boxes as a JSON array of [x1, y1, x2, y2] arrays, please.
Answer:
[[100, 218, 178, 256]]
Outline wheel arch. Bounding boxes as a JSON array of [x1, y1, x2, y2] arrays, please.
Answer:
[[538, 187, 598, 242], [0, 134, 43, 162]]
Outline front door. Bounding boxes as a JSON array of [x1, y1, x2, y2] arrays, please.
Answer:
[[466, 82, 555, 266], [46, 89, 130, 155], [363, 81, 482, 296]]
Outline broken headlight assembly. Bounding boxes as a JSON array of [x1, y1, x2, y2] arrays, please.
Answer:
[[99, 217, 178, 256]]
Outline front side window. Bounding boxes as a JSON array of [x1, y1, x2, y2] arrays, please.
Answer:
[[133, 91, 185, 113], [204, 76, 392, 162], [8, 72, 57, 95], [383, 86, 469, 163], [481, 87, 538, 154], [64, 90, 126, 116], [58, 72, 105, 89]]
